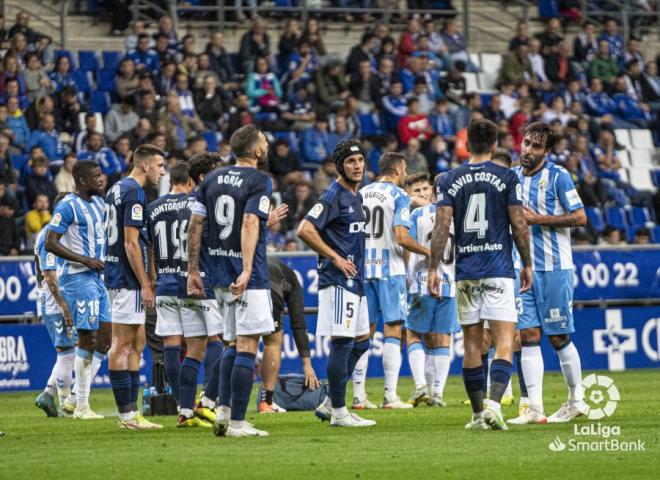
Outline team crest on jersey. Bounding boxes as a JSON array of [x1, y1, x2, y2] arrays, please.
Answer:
[[401, 207, 410, 222], [259, 196, 270, 214], [51, 212, 62, 227], [309, 203, 324, 219], [516, 184, 522, 201], [46, 253, 55, 267], [95, 223, 105, 243], [131, 204, 143, 221]]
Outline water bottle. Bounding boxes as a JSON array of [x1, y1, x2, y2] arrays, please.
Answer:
[[142, 383, 152, 416], [164, 384, 173, 396]]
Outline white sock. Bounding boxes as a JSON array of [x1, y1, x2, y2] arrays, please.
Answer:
[[521, 345, 544, 412], [556, 341, 583, 403], [352, 350, 369, 401], [180, 407, 194, 418], [407, 343, 427, 389], [432, 348, 451, 397], [229, 419, 246, 429], [332, 406, 349, 418], [119, 411, 136, 421], [54, 350, 75, 405], [383, 338, 402, 401], [322, 396, 332, 409], [91, 352, 104, 382], [504, 378, 513, 397], [74, 348, 93, 408], [44, 369, 58, 397], [488, 398, 502, 413], [219, 405, 231, 420], [519, 396, 529, 407], [201, 396, 216, 408], [486, 354, 493, 397], [424, 351, 434, 388]]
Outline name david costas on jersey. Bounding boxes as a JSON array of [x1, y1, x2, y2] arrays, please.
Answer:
[[444, 170, 511, 197]]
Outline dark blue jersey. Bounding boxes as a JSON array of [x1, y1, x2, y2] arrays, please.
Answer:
[[177, 192, 214, 299], [192, 166, 272, 290], [305, 180, 366, 295], [436, 161, 522, 280], [105, 177, 149, 290], [147, 192, 189, 297]]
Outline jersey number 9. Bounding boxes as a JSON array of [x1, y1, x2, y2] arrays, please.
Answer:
[[215, 195, 236, 240]]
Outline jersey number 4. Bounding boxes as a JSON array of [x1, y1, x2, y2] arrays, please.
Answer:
[[463, 193, 489, 239]]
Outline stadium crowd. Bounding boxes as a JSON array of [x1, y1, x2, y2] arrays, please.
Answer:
[[0, 6, 659, 257]]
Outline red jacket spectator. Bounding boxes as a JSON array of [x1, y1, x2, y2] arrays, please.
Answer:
[[397, 18, 420, 68], [509, 97, 535, 152], [398, 98, 433, 144]]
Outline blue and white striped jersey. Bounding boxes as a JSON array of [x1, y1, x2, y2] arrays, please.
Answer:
[[514, 161, 584, 271], [407, 204, 456, 297], [48, 193, 106, 277], [359, 181, 411, 278], [34, 226, 62, 316]]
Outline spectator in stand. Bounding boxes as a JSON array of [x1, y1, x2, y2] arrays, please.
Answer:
[[205, 32, 238, 90], [301, 118, 332, 165], [175, 73, 196, 118], [6, 96, 30, 151], [153, 33, 176, 65], [268, 139, 301, 187], [376, 36, 397, 67], [226, 93, 254, 137], [126, 33, 160, 74], [541, 95, 570, 127], [484, 94, 504, 124], [438, 60, 467, 109], [423, 18, 449, 60], [301, 17, 326, 56], [585, 77, 637, 128], [382, 80, 407, 133], [429, 98, 456, 142], [77, 131, 123, 179], [545, 40, 577, 87], [0, 133, 17, 198], [283, 39, 317, 92], [441, 18, 478, 72], [641, 62, 660, 108], [427, 135, 452, 174], [346, 33, 376, 78], [413, 35, 446, 72], [601, 225, 626, 245], [155, 61, 177, 97], [328, 115, 353, 153], [598, 18, 625, 63], [104, 95, 139, 143], [0, 56, 26, 103], [125, 20, 146, 51], [128, 117, 151, 150], [376, 57, 396, 96], [497, 41, 533, 89], [623, 37, 645, 70], [622, 59, 645, 105], [398, 17, 420, 69], [633, 227, 651, 245], [23, 53, 54, 102], [349, 60, 380, 113], [280, 83, 315, 131], [564, 140, 609, 207], [0, 196, 20, 256], [74, 113, 98, 155], [194, 74, 224, 131], [195, 54, 220, 90], [400, 56, 423, 95], [116, 58, 140, 99], [315, 61, 350, 117], [246, 56, 283, 112], [24, 193, 50, 250], [54, 152, 76, 193], [573, 20, 599, 65], [589, 39, 620, 87], [239, 19, 271, 75], [284, 180, 317, 232], [409, 76, 433, 114], [509, 96, 534, 149], [1, 77, 28, 113], [509, 20, 530, 51], [400, 137, 429, 174], [8, 32, 29, 67], [113, 135, 132, 172], [528, 37, 549, 84], [49, 55, 76, 93], [497, 131, 519, 164], [26, 113, 69, 166], [279, 19, 302, 69], [159, 90, 203, 152], [535, 17, 563, 58], [612, 75, 655, 134], [399, 97, 433, 145], [136, 90, 159, 126], [153, 15, 178, 52], [313, 156, 338, 194], [498, 81, 518, 118], [591, 129, 623, 183], [25, 154, 57, 206]]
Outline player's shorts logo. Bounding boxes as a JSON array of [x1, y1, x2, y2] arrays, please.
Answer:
[[582, 373, 620, 420]]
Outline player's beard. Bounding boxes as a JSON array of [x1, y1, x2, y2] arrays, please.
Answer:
[[520, 153, 544, 171], [257, 152, 268, 169]]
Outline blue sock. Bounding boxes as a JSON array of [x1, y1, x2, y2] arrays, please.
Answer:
[[109, 370, 132, 414], [230, 352, 256, 422], [489, 359, 513, 404], [129, 370, 140, 411], [163, 345, 181, 402], [514, 350, 527, 397], [481, 353, 489, 394], [204, 341, 224, 386], [179, 357, 201, 412], [218, 346, 237, 407], [327, 338, 354, 409], [463, 366, 485, 413], [347, 339, 371, 378], [203, 356, 221, 403]]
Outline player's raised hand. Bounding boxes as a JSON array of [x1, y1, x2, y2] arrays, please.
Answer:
[[267, 204, 288, 228], [230, 270, 251, 298], [187, 271, 205, 298], [331, 256, 357, 279], [519, 266, 533, 293], [141, 285, 155, 309], [428, 268, 441, 298], [83, 257, 105, 272]]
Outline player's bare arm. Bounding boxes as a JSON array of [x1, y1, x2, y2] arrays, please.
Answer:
[[394, 225, 430, 257], [523, 206, 587, 228], [147, 246, 156, 292], [45, 229, 104, 272], [43, 269, 73, 333], [124, 225, 155, 308], [230, 213, 259, 297], [428, 205, 452, 297], [186, 213, 205, 298], [508, 204, 533, 293], [297, 219, 357, 279]]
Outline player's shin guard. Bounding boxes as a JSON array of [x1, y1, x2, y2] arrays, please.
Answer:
[[54, 349, 75, 405], [204, 341, 224, 385], [328, 338, 354, 415], [424, 348, 434, 387], [383, 338, 402, 400], [351, 346, 369, 401], [521, 344, 544, 411], [91, 351, 104, 381], [408, 342, 427, 389], [489, 359, 513, 405], [74, 348, 93, 408], [481, 352, 490, 395], [164, 345, 182, 403], [514, 350, 528, 399], [179, 357, 201, 417], [431, 347, 450, 396], [202, 356, 221, 407], [555, 341, 584, 403], [129, 370, 140, 413], [218, 346, 237, 407], [230, 352, 256, 422], [44, 371, 58, 397], [462, 366, 485, 413], [109, 370, 133, 417], [347, 339, 370, 376]]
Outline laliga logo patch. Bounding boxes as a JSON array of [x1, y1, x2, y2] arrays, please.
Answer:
[[516, 184, 523, 202], [51, 213, 62, 227], [401, 207, 410, 222], [582, 373, 620, 420], [308, 203, 324, 219], [131, 204, 143, 221], [46, 253, 55, 268], [259, 196, 270, 215]]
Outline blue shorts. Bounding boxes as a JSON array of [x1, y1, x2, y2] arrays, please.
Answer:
[[43, 312, 77, 349], [517, 270, 575, 336], [364, 275, 407, 325], [406, 295, 460, 335], [60, 271, 111, 331]]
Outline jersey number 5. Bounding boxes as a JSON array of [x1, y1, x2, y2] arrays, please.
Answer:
[[463, 193, 489, 239]]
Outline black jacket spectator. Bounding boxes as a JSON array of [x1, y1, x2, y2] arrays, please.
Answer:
[[205, 39, 235, 85], [239, 22, 271, 74], [194, 88, 224, 130], [0, 198, 20, 255], [268, 139, 302, 186]]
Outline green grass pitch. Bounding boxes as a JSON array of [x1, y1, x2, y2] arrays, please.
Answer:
[[1, 371, 658, 479]]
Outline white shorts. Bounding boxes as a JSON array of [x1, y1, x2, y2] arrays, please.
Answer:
[[317, 286, 370, 338], [180, 298, 224, 337], [109, 288, 146, 325], [214, 288, 274, 342], [457, 277, 517, 326]]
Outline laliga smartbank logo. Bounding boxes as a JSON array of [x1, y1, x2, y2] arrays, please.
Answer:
[[548, 374, 645, 453]]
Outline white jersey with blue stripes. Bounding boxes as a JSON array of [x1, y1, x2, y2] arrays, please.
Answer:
[[48, 193, 107, 276], [359, 181, 411, 279], [34, 227, 62, 315], [407, 204, 456, 297], [514, 162, 584, 271]]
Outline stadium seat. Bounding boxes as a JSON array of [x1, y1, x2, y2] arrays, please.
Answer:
[[479, 53, 502, 74], [10, 153, 29, 172], [72, 70, 92, 93], [469, 52, 481, 70], [617, 168, 629, 182], [628, 167, 654, 191], [605, 207, 628, 230], [78, 50, 100, 72], [654, 226, 660, 243], [629, 149, 653, 167], [616, 150, 631, 168], [630, 129, 654, 149], [464, 72, 479, 92], [629, 206, 652, 227], [477, 72, 497, 91], [358, 113, 384, 137], [203, 131, 219, 152], [102, 50, 123, 71], [90, 91, 111, 114], [273, 131, 300, 154], [614, 129, 631, 149], [538, 0, 560, 18], [97, 69, 117, 93], [585, 207, 605, 233], [651, 169, 660, 187], [55, 49, 76, 68]]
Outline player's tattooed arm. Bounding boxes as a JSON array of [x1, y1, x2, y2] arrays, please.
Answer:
[[428, 206, 452, 297], [523, 206, 587, 228], [187, 214, 204, 273], [45, 230, 104, 271], [43, 270, 73, 332], [509, 205, 532, 268]]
